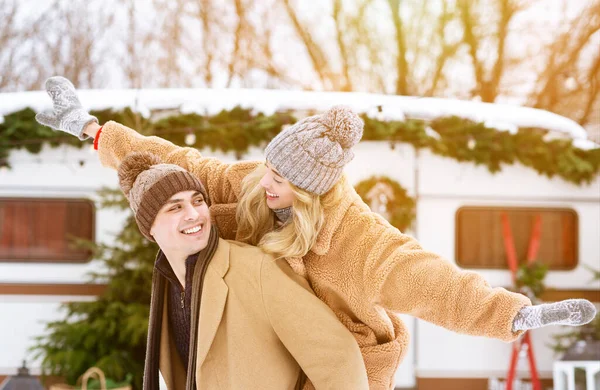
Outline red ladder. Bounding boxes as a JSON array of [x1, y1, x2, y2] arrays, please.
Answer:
[[500, 213, 542, 390]]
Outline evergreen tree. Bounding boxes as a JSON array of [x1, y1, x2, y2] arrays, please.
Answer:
[[31, 188, 158, 390]]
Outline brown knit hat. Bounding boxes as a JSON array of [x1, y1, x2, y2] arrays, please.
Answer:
[[117, 152, 209, 241], [265, 105, 364, 195]]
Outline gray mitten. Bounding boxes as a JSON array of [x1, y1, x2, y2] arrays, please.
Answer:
[[35, 76, 98, 140], [512, 299, 597, 332]]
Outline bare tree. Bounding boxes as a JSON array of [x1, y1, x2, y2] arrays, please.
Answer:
[[123, 0, 142, 88], [0, 0, 23, 90], [332, 0, 353, 91], [0, 0, 55, 91], [189, 0, 220, 87], [579, 49, 600, 126], [225, 0, 253, 87], [426, 1, 461, 96], [22, 0, 115, 89], [3, 0, 599, 143], [529, 1, 600, 126], [457, 0, 528, 102], [280, 0, 338, 89], [271, 0, 465, 96], [239, 0, 316, 89], [183, 0, 253, 88], [152, 0, 189, 87], [387, 0, 410, 95], [0, 1, 19, 90]]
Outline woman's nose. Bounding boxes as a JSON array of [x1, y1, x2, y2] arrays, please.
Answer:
[[259, 174, 269, 188]]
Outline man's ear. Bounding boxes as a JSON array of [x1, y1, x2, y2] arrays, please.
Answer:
[[149, 220, 156, 237]]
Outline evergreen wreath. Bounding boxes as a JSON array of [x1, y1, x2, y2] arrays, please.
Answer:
[[354, 176, 415, 231]]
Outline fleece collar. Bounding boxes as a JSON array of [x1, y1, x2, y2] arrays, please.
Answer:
[[311, 176, 358, 256]]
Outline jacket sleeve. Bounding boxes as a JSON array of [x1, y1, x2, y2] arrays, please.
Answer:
[[359, 213, 531, 343], [259, 256, 369, 390], [97, 120, 260, 204]]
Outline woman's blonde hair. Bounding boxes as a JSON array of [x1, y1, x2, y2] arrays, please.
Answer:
[[236, 164, 344, 260]]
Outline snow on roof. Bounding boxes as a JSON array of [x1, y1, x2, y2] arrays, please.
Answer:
[[0, 88, 593, 145]]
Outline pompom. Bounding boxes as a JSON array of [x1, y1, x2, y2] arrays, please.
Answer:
[[321, 105, 364, 148], [118, 152, 162, 196]]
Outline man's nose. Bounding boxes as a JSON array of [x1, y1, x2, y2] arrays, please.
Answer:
[[183, 204, 200, 220]]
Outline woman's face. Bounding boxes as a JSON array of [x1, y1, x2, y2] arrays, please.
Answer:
[[259, 161, 295, 209]]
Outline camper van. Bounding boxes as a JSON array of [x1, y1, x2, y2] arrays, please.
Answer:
[[1, 89, 598, 389]]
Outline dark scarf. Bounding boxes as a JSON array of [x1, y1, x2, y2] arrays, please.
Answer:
[[273, 206, 293, 224], [143, 225, 220, 390], [154, 250, 197, 369]]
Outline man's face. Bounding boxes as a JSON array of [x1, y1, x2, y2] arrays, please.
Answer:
[[259, 161, 295, 209], [150, 190, 211, 256]]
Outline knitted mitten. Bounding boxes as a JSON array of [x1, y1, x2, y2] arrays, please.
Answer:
[[35, 76, 97, 140], [512, 299, 597, 332]]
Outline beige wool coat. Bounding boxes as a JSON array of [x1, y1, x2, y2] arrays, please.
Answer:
[[99, 121, 532, 390], [157, 238, 369, 389]]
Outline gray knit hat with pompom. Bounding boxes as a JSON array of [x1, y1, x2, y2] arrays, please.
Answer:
[[265, 105, 364, 195]]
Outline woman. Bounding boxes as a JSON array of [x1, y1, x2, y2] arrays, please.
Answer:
[[37, 76, 596, 390]]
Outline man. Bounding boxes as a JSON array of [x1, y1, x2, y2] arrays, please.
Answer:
[[116, 152, 368, 389]]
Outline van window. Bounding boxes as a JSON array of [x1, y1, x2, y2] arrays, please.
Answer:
[[0, 198, 95, 263], [455, 207, 578, 270]]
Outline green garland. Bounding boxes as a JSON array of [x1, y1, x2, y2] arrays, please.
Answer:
[[515, 261, 548, 301], [1, 106, 599, 185], [354, 176, 416, 231]]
